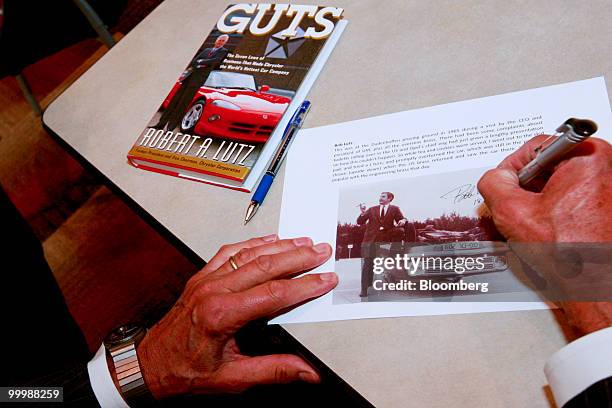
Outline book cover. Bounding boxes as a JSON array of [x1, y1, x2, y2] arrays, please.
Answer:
[[127, 4, 346, 191]]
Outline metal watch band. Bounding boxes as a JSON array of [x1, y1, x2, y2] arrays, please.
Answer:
[[111, 343, 147, 398], [105, 324, 156, 407]]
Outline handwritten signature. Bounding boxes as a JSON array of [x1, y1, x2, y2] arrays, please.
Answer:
[[440, 183, 483, 205]]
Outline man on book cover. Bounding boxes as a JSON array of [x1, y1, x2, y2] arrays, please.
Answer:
[[154, 34, 230, 131], [357, 192, 407, 297]]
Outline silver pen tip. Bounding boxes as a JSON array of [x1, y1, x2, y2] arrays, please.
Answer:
[[244, 202, 259, 225]]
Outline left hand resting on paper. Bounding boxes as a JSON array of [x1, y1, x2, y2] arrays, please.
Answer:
[[135, 234, 337, 399]]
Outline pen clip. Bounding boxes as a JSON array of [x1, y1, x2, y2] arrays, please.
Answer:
[[533, 134, 558, 154], [292, 101, 311, 129], [533, 118, 573, 154]]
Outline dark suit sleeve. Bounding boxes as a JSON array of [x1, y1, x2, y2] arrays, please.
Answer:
[[194, 48, 228, 67], [356, 210, 370, 225], [392, 206, 405, 222], [0, 186, 96, 405], [564, 376, 612, 408], [191, 48, 209, 66], [25, 363, 98, 406]]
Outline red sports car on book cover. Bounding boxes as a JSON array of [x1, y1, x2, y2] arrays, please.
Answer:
[[162, 70, 292, 143]]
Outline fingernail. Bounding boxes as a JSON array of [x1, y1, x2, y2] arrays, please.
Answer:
[[313, 243, 330, 254], [293, 237, 313, 246], [262, 234, 277, 242], [299, 371, 319, 383], [319, 272, 337, 282]]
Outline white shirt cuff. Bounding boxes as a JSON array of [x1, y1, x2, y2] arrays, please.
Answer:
[[544, 326, 612, 407], [87, 344, 130, 408]]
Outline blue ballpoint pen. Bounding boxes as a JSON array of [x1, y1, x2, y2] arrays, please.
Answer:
[[244, 100, 311, 224]]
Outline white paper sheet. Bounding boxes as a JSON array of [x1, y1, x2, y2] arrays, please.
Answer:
[[273, 77, 612, 324]]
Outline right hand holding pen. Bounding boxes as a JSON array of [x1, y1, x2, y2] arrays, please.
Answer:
[[477, 135, 612, 337], [477, 135, 612, 242]]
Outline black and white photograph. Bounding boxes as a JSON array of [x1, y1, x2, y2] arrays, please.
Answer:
[[333, 167, 543, 304]]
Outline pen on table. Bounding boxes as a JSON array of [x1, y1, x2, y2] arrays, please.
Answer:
[[518, 117, 598, 186], [244, 100, 311, 225]]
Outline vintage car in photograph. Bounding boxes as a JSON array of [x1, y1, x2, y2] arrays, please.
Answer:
[[371, 239, 515, 300], [365, 225, 527, 300], [162, 70, 291, 143], [417, 225, 486, 243], [374, 239, 510, 279]]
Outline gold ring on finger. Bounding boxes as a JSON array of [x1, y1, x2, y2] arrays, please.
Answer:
[[229, 255, 239, 271]]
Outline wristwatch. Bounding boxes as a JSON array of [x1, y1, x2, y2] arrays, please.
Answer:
[[103, 323, 155, 406]]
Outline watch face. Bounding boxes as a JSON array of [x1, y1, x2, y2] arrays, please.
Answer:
[[104, 323, 145, 347]]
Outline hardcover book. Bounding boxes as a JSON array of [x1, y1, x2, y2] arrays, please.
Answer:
[[127, 4, 347, 191]]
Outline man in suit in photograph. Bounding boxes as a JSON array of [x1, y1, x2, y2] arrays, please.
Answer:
[[192, 34, 231, 69], [356, 192, 407, 297], [154, 33, 230, 131]]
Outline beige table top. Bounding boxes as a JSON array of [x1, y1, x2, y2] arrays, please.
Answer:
[[44, 1, 612, 406]]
